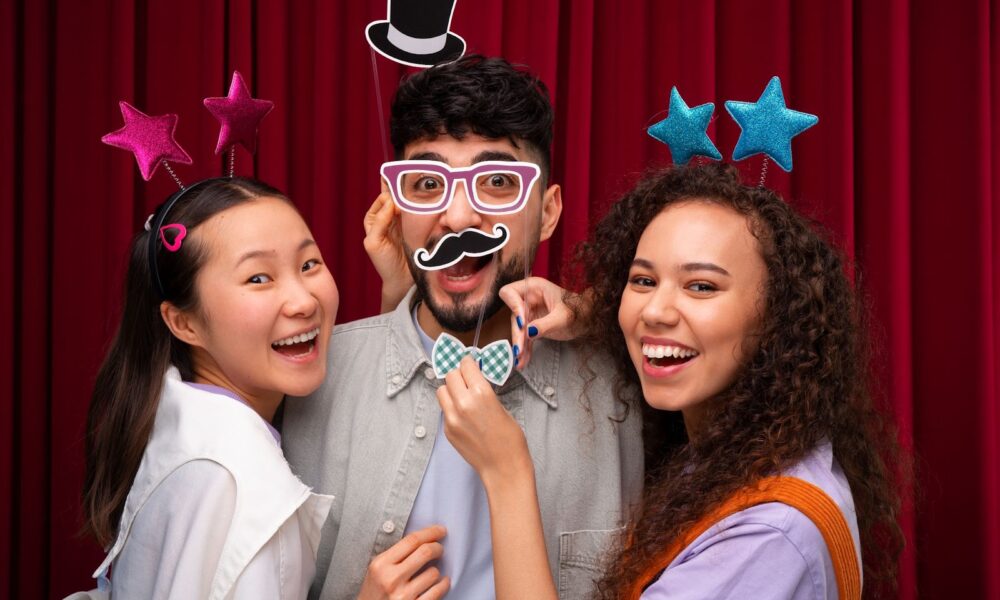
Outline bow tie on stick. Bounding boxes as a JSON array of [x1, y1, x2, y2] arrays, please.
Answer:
[[431, 333, 514, 386]]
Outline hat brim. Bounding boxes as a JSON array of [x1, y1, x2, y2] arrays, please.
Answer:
[[365, 21, 466, 68]]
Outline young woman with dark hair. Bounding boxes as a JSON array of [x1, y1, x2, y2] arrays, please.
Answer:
[[72, 178, 448, 599], [430, 163, 904, 599]]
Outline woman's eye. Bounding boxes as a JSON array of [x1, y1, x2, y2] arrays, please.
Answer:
[[247, 274, 272, 284], [688, 282, 717, 293], [629, 275, 655, 287], [302, 258, 320, 272]]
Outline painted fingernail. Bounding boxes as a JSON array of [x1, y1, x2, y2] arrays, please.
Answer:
[[516, 315, 524, 330], [515, 357, 519, 367], [512, 345, 520, 357], [479, 359, 483, 369], [528, 325, 538, 338]]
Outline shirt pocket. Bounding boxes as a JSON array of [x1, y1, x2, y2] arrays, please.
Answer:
[[557, 528, 621, 599]]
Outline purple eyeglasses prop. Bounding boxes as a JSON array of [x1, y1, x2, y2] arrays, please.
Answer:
[[380, 160, 541, 215]]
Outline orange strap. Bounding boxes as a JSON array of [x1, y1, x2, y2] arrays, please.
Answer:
[[626, 476, 861, 600]]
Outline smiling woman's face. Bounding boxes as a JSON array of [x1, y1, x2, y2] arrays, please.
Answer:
[[181, 196, 339, 405], [617, 200, 767, 429]]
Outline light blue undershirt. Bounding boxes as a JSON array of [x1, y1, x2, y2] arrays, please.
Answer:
[[404, 307, 495, 599]]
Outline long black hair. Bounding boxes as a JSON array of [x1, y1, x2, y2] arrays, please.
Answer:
[[83, 177, 287, 546]]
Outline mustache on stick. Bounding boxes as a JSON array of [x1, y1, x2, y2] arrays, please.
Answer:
[[414, 224, 510, 271]]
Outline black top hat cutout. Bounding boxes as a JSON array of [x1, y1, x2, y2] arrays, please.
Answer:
[[366, 0, 467, 68]]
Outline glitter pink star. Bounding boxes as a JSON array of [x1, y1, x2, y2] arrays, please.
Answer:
[[203, 70, 274, 155], [101, 101, 192, 181]]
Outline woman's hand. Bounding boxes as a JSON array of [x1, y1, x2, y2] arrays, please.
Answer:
[[436, 357, 533, 487], [357, 525, 450, 600], [499, 278, 588, 371], [363, 181, 414, 313], [437, 357, 558, 600]]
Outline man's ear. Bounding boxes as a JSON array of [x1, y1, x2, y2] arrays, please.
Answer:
[[538, 183, 562, 243], [160, 302, 205, 348]]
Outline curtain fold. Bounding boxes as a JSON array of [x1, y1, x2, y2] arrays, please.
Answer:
[[1, 1, 997, 597]]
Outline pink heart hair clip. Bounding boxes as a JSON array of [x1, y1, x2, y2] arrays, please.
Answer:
[[158, 224, 187, 253]]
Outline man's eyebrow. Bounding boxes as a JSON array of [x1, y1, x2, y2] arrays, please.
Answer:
[[472, 150, 519, 163], [407, 151, 446, 162], [681, 262, 731, 276]]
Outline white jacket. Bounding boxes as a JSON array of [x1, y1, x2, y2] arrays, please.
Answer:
[[69, 367, 333, 600]]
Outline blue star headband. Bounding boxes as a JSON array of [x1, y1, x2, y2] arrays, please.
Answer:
[[647, 76, 818, 173]]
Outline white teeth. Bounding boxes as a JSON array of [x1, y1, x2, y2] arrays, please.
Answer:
[[642, 344, 699, 359], [273, 328, 320, 347]]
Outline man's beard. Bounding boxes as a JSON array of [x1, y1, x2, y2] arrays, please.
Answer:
[[409, 251, 528, 333]]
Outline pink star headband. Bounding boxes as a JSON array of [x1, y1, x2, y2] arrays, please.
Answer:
[[102, 70, 272, 187], [102, 71, 273, 297]]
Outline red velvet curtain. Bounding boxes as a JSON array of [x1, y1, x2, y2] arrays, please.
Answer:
[[2, 1, 997, 598]]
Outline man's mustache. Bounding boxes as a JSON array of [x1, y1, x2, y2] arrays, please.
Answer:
[[413, 224, 510, 270]]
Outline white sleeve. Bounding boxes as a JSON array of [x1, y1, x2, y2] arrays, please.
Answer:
[[229, 506, 316, 599], [111, 460, 237, 600]]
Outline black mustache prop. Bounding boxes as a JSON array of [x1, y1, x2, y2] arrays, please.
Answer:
[[414, 224, 510, 270]]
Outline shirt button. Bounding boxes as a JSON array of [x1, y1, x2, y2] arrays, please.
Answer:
[[381, 520, 396, 534], [414, 425, 427, 439], [424, 367, 436, 380], [543, 386, 556, 397], [391, 374, 402, 385]]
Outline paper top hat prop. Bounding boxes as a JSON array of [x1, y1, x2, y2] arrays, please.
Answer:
[[366, 0, 466, 68]]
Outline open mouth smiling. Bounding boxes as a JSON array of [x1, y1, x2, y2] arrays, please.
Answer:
[[641, 343, 700, 368], [271, 327, 320, 358]]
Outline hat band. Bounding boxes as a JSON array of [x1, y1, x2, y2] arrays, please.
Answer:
[[387, 25, 447, 55]]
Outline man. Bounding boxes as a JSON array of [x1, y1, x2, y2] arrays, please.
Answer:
[[282, 55, 643, 600]]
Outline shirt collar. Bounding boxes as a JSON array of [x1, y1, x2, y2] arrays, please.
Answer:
[[384, 287, 561, 409]]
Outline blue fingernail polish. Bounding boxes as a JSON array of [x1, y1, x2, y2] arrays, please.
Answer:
[[516, 315, 524, 330], [528, 325, 538, 338], [515, 357, 519, 367], [512, 345, 520, 357], [479, 358, 483, 369]]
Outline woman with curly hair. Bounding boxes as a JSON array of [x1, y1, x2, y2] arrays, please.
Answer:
[[434, 163, 903, 599]]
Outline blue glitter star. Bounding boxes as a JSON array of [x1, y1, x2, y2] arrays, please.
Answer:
[[724, 76, 818, 172], [647, 87, 722, 165]]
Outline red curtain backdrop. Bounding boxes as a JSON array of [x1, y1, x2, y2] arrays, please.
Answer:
[[1, 0, 998, 597]]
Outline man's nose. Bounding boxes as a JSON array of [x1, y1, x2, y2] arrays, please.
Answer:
[[439, 179, 482, 232]]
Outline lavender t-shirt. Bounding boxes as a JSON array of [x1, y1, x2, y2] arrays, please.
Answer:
[[402, 310, 495, 598], [641, 441, 861, 599]]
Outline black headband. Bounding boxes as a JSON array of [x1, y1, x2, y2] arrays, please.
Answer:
[[146, 177, 229, 300]]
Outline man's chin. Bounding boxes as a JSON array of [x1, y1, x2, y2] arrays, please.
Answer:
[[424, 284, 493, 333]]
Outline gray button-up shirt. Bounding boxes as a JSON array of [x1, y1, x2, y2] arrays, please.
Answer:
[[282, 289, 644, 599]]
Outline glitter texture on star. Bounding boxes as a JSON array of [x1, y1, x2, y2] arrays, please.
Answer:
[[203, 70, 274, 155], [647, 86, 721, 165], [724, 76, 818, 172]]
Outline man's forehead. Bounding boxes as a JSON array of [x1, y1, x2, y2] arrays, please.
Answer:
[[403, 134, 533, 166]]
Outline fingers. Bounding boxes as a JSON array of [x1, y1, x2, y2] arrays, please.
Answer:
[[406, 567, 447, 599], [457, 355, 491, 393], [416, 576, 451, 600], [364, 192, 395, 238], [379, 525, 446, 564], [397, 541, 444, 581]]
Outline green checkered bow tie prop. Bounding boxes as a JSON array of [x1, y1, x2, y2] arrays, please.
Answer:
[[431, 333, 514, 386]]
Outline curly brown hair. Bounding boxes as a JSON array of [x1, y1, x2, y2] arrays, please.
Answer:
[[575, 164, 904, 598]]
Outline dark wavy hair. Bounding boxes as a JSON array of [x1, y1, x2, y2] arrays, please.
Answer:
[[577, 164, 904, 598], [390, 54, 554, 180], [82, 177, 289, 546]]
